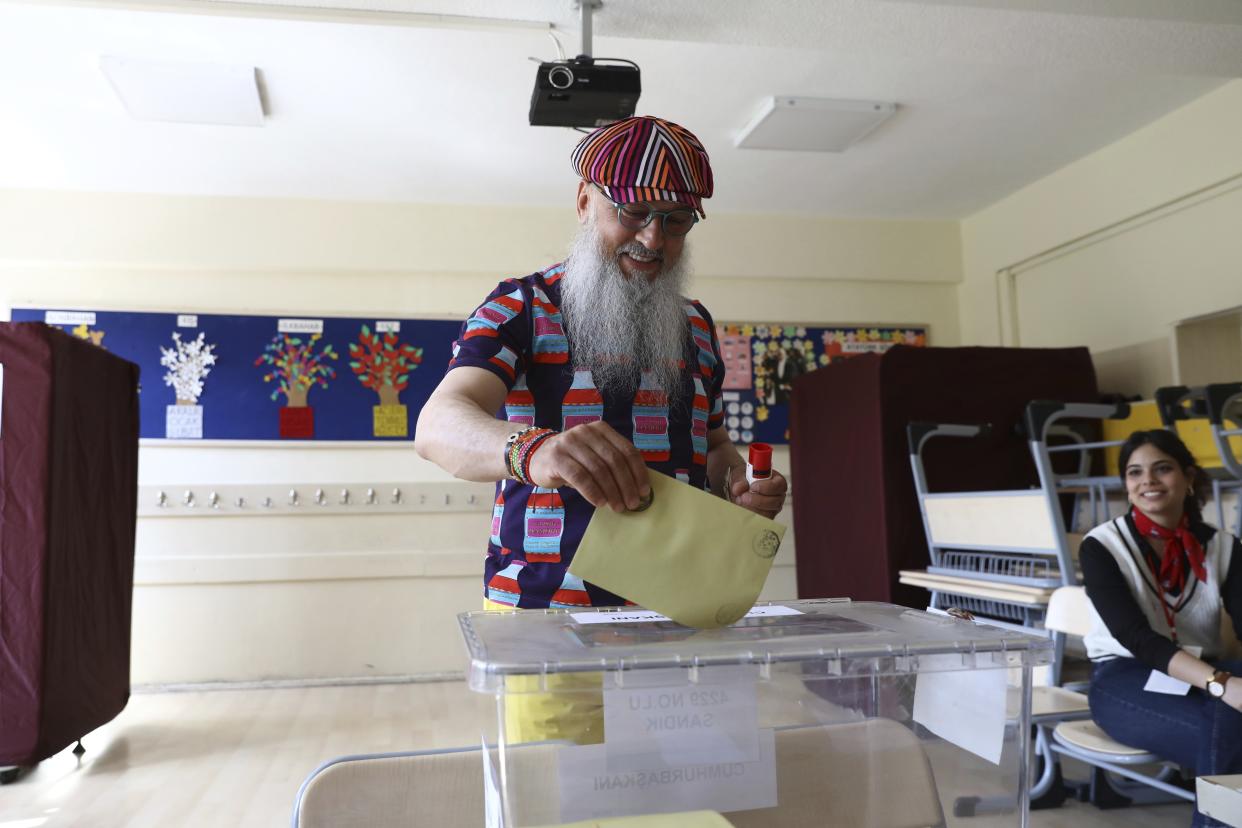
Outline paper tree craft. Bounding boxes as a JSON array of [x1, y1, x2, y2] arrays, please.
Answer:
[[349, 325, 422, 437], [255, 333, 338, 438], [160, 331, 217, 406]]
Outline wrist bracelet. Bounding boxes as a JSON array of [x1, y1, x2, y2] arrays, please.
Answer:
[[504, 426, 557, 485], [504, 426, 536, 480], [517, 429, 556, 485]]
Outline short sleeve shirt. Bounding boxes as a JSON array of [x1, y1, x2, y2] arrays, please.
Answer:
[[447, 263, 726, 608]]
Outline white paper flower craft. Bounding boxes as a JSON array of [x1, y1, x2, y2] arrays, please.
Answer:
[[160, 331, 218, 405]]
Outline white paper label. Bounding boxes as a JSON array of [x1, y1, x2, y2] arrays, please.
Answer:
[[722, 391, 741, 401], [1145, 645, 1201, 695], [603, 668, 759, 770], [45, 310, 95, 326], [375, 320, 401, 332], [570, 605, 802, 625], [913, 654, 1007, 765], [177, 314, 198, 328], [558, 728, 777, 822], [277, 318, 324, 334], [1144, 672, 1192, 695], [166, 405, 203, 439]]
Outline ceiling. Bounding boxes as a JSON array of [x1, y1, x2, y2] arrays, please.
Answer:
[[1, 0, 1239, 219]]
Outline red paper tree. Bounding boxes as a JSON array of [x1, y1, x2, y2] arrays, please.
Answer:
[[348, 326, 422, 407]]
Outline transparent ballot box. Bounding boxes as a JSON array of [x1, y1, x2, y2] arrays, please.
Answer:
[[459, 599, 1054, 828]]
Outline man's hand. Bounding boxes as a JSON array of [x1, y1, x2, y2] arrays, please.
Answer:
[[727, 467, 788, 520], [527, 421, 651, 512]]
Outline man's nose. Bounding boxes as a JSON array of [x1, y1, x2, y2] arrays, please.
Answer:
[[634, 218, 665, 250]]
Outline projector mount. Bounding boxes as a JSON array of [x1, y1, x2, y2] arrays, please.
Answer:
[[528, 0, 641, 128]]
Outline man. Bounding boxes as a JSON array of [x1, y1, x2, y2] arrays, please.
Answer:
[[415, 115, 788, 611]]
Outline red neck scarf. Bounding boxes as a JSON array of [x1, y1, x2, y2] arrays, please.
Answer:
[[1131, 507, 1207, 594]]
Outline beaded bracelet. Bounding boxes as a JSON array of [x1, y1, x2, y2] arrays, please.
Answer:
[[517, 429, 557, 484], [504, 426, 536, 480], [504, 426, 557, 484]]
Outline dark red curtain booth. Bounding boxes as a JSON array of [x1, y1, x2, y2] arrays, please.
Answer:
[[0, 323, 140, 765], [789, 345, 1098, 607]]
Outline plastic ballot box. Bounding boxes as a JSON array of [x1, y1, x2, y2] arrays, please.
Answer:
[[459, 599, 1054, 827]]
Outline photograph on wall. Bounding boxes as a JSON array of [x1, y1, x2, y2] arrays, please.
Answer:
[[717, 323, 929, 445], [11, 308, 460, 442]]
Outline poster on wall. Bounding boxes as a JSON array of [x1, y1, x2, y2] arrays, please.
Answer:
[[11, 308, 462, 441], [716, 323, 929, 445]]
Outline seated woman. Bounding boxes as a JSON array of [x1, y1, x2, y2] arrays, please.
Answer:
[[1081, 429, 1242, 826]]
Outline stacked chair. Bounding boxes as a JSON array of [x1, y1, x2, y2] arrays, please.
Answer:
[[904, 383, 1242, 814], [902, 401, 1130, 808], [1154, 383, 1242, 536]]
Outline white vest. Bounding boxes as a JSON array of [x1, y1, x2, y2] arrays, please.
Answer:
[[1083, 517, 1234, 661]]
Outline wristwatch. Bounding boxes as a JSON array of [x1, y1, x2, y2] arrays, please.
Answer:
[[1206, 669, 1232, 699]]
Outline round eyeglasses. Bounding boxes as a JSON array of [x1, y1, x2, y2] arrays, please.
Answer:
[[594, 185, 699, 237]]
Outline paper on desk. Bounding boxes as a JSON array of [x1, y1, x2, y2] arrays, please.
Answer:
[[568, 470, 786, 629]]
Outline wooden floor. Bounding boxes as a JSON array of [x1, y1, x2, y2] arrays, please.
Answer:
[[0, 680, 1194, 827]]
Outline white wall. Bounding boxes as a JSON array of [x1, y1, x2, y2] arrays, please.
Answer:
[[0, 188, 962, 683], [958, 80, 1242, 395]]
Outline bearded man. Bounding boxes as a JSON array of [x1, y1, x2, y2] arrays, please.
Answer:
[[415, 116, 788, 612]]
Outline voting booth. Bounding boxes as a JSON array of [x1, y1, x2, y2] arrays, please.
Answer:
[[460, 600, 1053, 827]]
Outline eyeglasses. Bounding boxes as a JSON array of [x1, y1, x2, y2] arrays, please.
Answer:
[[594, 185, 699, 237]]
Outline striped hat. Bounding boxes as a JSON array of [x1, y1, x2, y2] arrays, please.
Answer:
[[571, 116, 714, 217]]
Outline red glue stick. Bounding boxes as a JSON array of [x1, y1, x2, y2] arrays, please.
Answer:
[[746, 442, 772, 485]]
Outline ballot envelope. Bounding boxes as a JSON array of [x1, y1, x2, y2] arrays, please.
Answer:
[[459, 600, 1052, 827], [568, 470, 787, 628]]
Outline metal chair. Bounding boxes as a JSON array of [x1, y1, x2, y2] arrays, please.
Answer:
[[1044, 586, 1195, 807]]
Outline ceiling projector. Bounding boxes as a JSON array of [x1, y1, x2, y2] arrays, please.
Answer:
[[529, 57, 641, 128]]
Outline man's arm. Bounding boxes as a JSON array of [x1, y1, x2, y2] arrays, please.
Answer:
[[413, 367, 513, 481], [414, 366, 650, 512], [706, 426, 787, 519]]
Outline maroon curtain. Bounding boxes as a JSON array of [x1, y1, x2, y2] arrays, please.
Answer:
[[0, 323, 139, 765], [789, 345, 1098, 607]]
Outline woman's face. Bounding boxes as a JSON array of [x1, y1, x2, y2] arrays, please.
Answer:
[[1125, 443, 1192, 526]]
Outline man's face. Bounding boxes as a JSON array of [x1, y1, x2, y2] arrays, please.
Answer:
[[576, 182, 688, 283]]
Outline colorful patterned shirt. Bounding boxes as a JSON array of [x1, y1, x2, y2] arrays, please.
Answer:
[[447, 263, 726, 608]]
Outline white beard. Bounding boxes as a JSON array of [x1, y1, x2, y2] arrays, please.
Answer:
[[560, 217, 691, 401]]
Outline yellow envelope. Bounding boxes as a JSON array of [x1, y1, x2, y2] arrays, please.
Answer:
[[568, 470, 786, 628]]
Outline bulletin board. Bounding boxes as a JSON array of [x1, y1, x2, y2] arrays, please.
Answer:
[[11, 307, 462, 441], [716, 322, 929, 445]]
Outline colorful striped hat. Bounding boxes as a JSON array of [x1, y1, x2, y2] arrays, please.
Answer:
[[571, 116, 714, 217]]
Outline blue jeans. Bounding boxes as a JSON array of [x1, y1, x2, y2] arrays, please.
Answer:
[[1089, 657, 1242, 828]]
